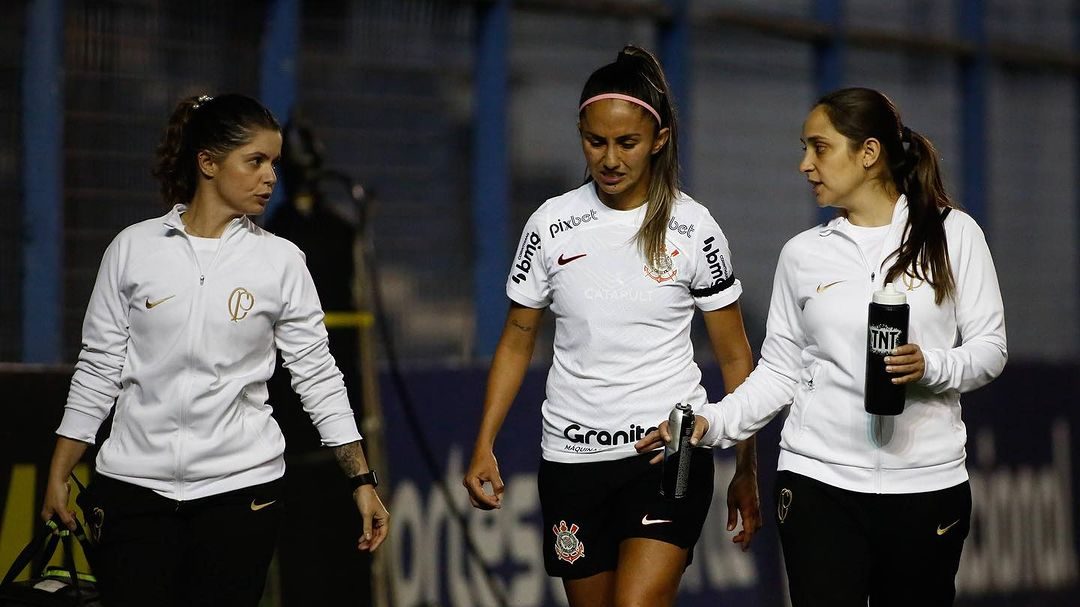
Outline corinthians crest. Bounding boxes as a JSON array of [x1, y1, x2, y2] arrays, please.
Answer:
[[644, 248, 679, 283], [552, 520, 585, 564]]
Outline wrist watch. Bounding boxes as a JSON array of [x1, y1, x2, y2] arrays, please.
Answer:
[[349, 470, 379, 490]]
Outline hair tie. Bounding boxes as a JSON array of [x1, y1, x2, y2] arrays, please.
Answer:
[[579, 93, 662, 126], [900, 125, 913, 143], [192, 95, 213, 110]]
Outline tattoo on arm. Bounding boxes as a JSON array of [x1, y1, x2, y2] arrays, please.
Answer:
[[511, 319, 533, 333], [333, 441, 366, 477]]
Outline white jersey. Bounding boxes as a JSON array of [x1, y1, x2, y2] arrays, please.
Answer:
[[507, 183, 742, 463]]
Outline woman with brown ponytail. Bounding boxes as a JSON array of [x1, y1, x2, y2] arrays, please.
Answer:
[[638, 87, 1008, 606], [41, 94, 388, 606], [463, 46, 762, 606]]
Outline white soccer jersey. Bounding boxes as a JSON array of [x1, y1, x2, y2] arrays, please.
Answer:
[[507, 182, 742, 463]]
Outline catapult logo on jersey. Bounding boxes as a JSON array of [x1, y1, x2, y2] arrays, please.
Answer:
[[668, 217, 695, 237], [562, 422, 659, 452], [549, 209, 599, 239], [702, 236, 731, 285], [511, 231, 542, 284]]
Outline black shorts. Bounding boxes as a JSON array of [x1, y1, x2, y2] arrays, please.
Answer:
[[538, 449, 714, 579]]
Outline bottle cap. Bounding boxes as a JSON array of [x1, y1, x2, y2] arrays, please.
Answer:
[[872, 283, 907, 305]]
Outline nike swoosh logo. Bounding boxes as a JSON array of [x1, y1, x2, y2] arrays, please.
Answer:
[[936, 519, 960, 535], [145, 295, 176, 309], [250, 499, 277, 512], [816, 280, 845, 293], [641, 515, 673, 526], [557, 253, 587, 266]]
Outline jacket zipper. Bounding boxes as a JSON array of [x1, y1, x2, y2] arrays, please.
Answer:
[[827, 227, 884, 488], [174, 221, 233, 500]]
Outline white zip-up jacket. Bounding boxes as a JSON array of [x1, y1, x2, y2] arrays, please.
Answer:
[[700, 197, 1007, 493], [57, 205, 362, 501]]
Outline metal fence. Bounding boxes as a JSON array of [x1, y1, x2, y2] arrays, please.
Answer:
[[3, 0, 1078, 365]]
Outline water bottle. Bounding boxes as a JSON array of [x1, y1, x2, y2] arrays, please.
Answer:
[[865, 283, 909, 415], [661, 403, 695, 499]]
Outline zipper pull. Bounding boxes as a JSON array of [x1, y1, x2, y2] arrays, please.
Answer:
[[200, 275, 205, 286], [871, 272, 876, 283]]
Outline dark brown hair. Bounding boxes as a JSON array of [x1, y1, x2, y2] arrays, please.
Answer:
[[152, 94, 280, 207], [817, 87, 957, 304], [579, 45, 679, 267]]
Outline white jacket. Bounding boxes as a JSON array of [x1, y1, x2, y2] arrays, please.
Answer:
[[700, 197, 1007, 493], [57, 206, 362, 500]]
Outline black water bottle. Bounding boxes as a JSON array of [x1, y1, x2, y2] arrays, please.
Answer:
[[865, 283, 909, 415], [661, 403, 695, 499]]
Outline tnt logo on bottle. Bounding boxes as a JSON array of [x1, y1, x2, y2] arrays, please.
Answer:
[[868, 324, 903, 355], [549, 210, 598, 238], [511, 231, 541, 284]]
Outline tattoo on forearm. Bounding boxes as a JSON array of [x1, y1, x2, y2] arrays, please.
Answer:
[[333, 441, 366, 477], [511, 320, 533, 333]]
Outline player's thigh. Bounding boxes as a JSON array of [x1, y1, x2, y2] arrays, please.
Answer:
[[612, 538, 687, 607], [563, 571, 616, 607], [539, 458, 623, 580]]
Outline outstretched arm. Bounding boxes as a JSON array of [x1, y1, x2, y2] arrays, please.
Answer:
[[703, 303, 761, 551]]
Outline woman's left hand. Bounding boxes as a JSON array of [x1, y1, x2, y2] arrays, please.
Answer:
[[885, 343, 925, 384], [354, 486, 390, 552], [726, 467, 761, 551]]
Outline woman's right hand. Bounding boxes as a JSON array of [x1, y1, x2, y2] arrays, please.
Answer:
[[41, 437, 90, 530], [634, 415, 712, 464], [41, 476, 76, 530], [463, 449, 505, 510]]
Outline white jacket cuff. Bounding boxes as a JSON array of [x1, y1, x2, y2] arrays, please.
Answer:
[[55, 409, 105, 445], [919, 347, 944, 389], [699, 401, 739, 449], [316, 416, 363, 448]]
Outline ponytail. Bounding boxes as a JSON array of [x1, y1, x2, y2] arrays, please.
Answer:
[[580, 46, 680, 267], [152, 96, 203, 207], [883, 127, 957, 304]]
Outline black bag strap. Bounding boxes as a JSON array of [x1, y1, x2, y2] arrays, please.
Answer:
[[1, 518, 61, 586], [69, 472, 88, 493], [59, 528, 85, 605]]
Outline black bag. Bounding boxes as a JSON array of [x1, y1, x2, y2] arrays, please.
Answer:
[[0, 518, 102, 607]]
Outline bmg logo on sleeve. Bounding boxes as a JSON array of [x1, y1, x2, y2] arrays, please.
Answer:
[[702, 236, 730, 285], [512, 231, 542, 285]]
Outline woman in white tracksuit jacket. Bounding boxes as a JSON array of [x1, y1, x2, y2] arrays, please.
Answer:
[[637, 87, 1007, 606], [40, 94, 389, 607]]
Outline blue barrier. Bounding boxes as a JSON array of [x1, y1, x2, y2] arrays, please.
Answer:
[[380, 362, 1080, 607]]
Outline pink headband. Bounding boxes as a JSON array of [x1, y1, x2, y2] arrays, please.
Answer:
[[579, 93, 662, 126]]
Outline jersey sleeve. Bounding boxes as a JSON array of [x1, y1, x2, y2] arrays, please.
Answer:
[[690, 210, 742, 311], [505, 213, 551, 308]]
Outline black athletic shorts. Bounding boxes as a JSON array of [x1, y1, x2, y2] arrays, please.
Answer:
[[538, 448, 714, 579]]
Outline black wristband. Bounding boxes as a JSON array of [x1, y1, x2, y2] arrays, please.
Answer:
[[349, 470, 379, 490]]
